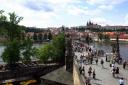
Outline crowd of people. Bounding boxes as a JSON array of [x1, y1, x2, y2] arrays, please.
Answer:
[[73, 41, 105, 85], [73, 41, 127, 85]]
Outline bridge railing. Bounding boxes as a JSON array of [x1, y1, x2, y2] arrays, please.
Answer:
[[73, 58, 85, 85]]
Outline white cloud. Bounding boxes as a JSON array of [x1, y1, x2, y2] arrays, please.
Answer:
[[86, 0, 127, 5], [0, 0, 58, 27], [0, 0, 82, 27], [86, 0, 108, 5], [0, 0, 127, 27], [67, 5, 102, 17], [98, 5, 113, 10], [67, 6, 88, 15], [46, 0, 73, 4], [90, 17, 125, 26], [86, 0, 127, 10], [90, 17, 107, 25]]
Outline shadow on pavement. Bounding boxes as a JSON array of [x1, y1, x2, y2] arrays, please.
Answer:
[[102, 67, 109, 70], [94, 78, 102, 81], [93, 83, 102, 85]]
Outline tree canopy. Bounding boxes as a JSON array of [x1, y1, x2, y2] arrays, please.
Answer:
[[37, 33, 65, 63], [0, 10, 35, 66]]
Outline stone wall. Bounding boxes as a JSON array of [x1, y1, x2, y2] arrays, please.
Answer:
[[73, 63, 84, 85]]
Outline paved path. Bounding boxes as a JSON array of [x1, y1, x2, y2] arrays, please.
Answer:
[[75, 52, 128, 85]]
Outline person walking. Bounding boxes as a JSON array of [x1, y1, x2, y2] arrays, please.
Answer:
[[81, 66, 85, 76], [119, 78, 124, 85], [88, 67, 92, 77], [95, 58, 98, 65], [90, 57, 93, 64], [115, 67, 119, 78], [111, 66, 115, 77], [101, 59, 104, 68], [79, 66, 82, 74], [86, 78, 91, 85], [92, 69, 96, 79], [123, 61, 127, 69]]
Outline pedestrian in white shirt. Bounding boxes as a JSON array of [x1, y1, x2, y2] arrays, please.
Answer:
[[119, 78, 124, 85]]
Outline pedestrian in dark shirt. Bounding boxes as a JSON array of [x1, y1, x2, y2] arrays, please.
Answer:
[[115, 67, 119, 78], [79, 66, 82, 74], [95, 58, 98, 65], [101, 59, 104, 68], [112, 67, 115, 77], [82, 67, 85, 76], [123, 61, 127, 69], [90, 57, 93, 64], [88, 67, 92, 77], [93, 69, 96, 79], [105, 55, 107, 62]]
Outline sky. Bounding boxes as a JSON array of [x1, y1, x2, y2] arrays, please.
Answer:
[[0, 0, 128, 28]]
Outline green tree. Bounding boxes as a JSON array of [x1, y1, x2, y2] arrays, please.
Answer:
[[8, 12, 23, 25], [104, 34, 110, 43], [37, 43, 53, 63], [85, 34, 93, 45], [52, 33, 65, 62], [0, 10, 7, 38], [7, 12, 23, 41], [1, 40, 20, 65], [0, 10, 7, 21], [0, 10, 25, 66], [21, 37, 35, 63], [36, 33, 65, 63], [0, 11, 24, 41], [98, 33, 104, 41]]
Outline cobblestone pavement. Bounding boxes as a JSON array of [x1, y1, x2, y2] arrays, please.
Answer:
[[75, 52, 128, 85]]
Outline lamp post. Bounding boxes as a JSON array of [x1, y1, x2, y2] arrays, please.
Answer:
[[113, 27, 121, 63], [116, 32, 120, 59], [111, 28, 120, 63]]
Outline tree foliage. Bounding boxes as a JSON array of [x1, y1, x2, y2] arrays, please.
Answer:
[[21, 37, 35, 63], [1, 40, 20, 64], [37, 33, 65, 63], [8, 12, 23, 25], [37, 44, 53, 63], [0, 10, 35, 66], [0, 10, 7, 21], [98, 33, 104, 41], [104, 34, 110, 43], [85, 34, 93, 45], [52, 33, 65, 61]]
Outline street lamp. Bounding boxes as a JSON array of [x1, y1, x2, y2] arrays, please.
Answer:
[[111, 28, 120, 63], [115, 32, 120, 59]]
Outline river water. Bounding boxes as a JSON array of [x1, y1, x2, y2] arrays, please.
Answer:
[[92, 42, 128, 60], [0, 44, 42, 64], [0, 42, 128, 64]]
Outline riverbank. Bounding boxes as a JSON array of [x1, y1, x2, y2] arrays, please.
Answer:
[[94, 38, 128, 42]]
